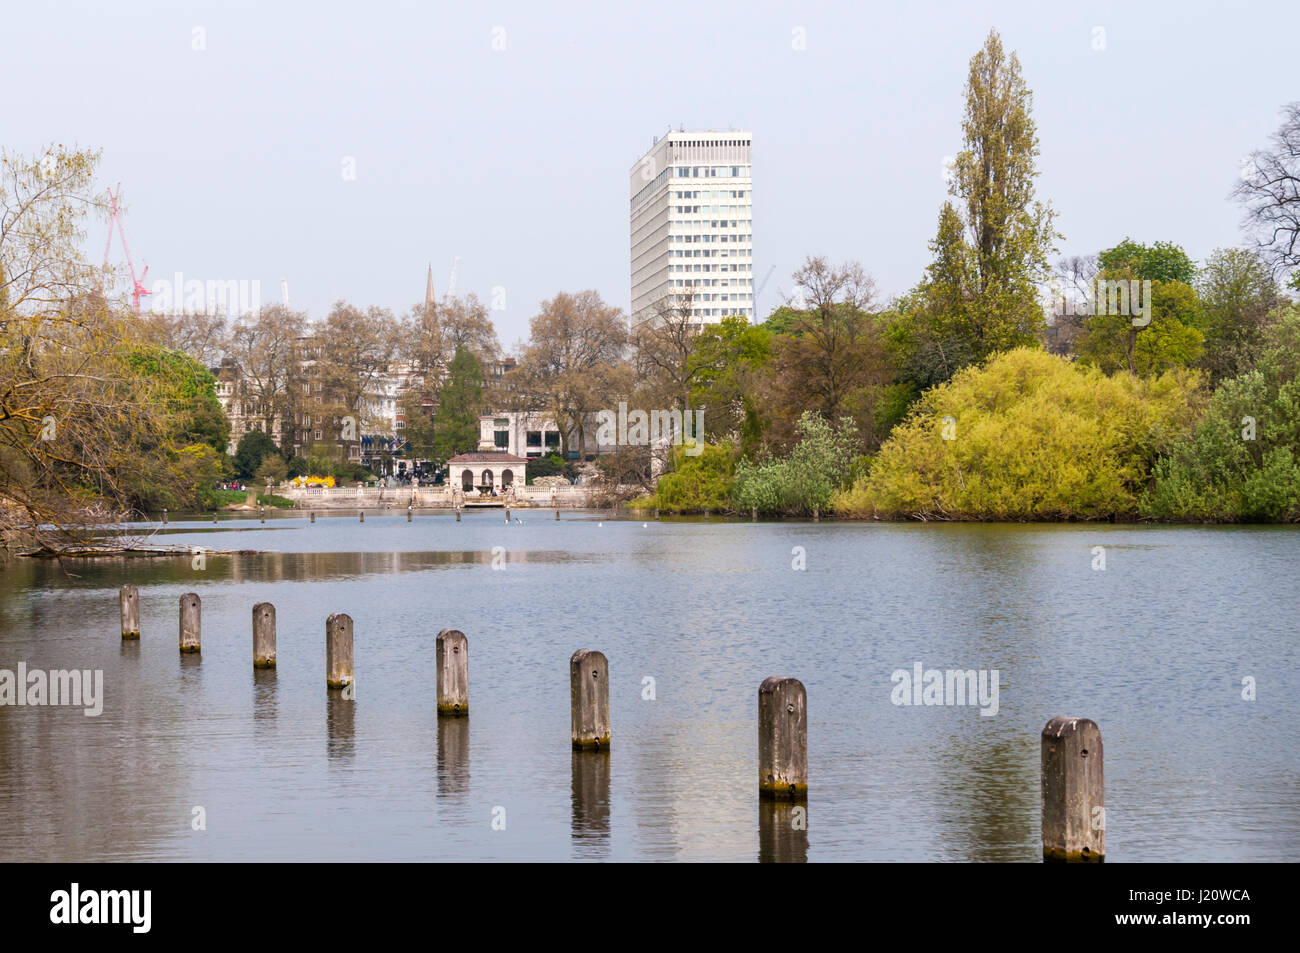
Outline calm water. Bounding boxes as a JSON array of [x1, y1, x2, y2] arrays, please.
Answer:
[[1, 512, 1296, 862]]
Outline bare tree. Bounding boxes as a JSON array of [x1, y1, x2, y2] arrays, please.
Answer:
[[1235, 101, 1300, 281]]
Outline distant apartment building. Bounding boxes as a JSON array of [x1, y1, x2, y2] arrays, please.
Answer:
[[630, 129, 753, 326], [214, 358, 284, 455]]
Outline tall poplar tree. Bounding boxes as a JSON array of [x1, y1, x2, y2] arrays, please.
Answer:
[[919, 29, 1059, 364]]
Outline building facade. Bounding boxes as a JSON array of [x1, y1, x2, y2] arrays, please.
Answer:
[[630, 129, 753, 327]]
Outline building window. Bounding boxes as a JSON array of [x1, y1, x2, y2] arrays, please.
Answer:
[[544, 432, 560, 449], [494, 430, 509, 448], [526, 430, 542, 447]]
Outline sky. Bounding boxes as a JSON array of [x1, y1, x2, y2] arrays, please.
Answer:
[[5, 0, 1295, 350]]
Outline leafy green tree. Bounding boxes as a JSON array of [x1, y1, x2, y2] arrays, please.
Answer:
[[1099, 239, 1197, 284], [1197, 247, 1280, 383], [934, 29, 1059, 362], [1142, 304, 1300, 521], [834, 348, 1204, 520], [691, 315, 772, 456], [733, 412, 861, 516], [432, 346, 485, 462], [1076, 241, 1205, 376], [234, 430, 279, 480], [642, 444, 736, 513]]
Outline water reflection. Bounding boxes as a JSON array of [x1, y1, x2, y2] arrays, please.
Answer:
[[571, 750, 611, 858], [758, 800, 809, 863], [252, 668, 278, 736], [326, 694, 354, 761], [436, 716, 470, 797]]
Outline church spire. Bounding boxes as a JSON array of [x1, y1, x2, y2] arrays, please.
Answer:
[[425, 262, 435, 311]]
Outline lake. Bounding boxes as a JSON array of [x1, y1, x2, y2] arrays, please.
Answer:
[[1, 511, 1296, 861]]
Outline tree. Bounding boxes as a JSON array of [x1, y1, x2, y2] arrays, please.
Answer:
[[315, 301, 400, 453], [941, 29, 1059, 360], [1234, 101, 1300, 286], [767, 257, 891, 451], [1197, 247, 1281, 383], [689, 316, 772, 457], [1099, 238, 1197, 284], [733, 412, 862, 516], [233, 430, 279, 480], [835, 348, 1204, 521], [432, 347, 485, 463], [1142, 303, 1300, 521], [224, 303, 307, 449], [1075, 240, 1205, 376], [514, 290, 628, 458]]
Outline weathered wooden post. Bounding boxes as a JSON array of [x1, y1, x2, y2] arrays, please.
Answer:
[[505, 507, 511, 523], [407, 505, 413, 523], [310, 511, 316, 523], [162, 508, 168, 525], [326, 613, 354, 689], [758, 676, 807, 800], [119, 584, 139, 640], [252, 602, 276, 669], [435, 629, 469, 715], [555, 508, 560, 520], [212, 512, 218, 524], [1041, 717, 1105, 862], [456, 508, 461, 522], [570, 649, 610, 750], [259, 506, 265, 524], [359, 510, 365, 523], [179, 593, 201, 653]]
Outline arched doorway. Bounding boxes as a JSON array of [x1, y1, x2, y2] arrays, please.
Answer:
[[461, 469, 474, 491], [480, 469, 494, 489], [502, 469, 514, 488]]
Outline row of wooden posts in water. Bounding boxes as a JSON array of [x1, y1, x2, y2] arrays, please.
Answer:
[[168, 505, 820, 524], [117, 583, 1104, 862]]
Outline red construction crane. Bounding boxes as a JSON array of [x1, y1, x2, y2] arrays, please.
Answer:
[[103, 183, 151, 313]]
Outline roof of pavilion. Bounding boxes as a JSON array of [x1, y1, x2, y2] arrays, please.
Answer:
[[447, 451, 529, 464]]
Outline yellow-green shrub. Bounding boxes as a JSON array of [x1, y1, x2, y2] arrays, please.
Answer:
[[833, 348, 1204, 520]]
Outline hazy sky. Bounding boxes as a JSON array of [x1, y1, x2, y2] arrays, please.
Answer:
[[7, 0, 1295, 348]]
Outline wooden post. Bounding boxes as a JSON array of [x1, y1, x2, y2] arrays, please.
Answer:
[[435, 629, 469, 715], [359, 511, 364, 523], [310, 511, 316, 523], [555, 509, 560, 521], [456, 508, 461, 522], [1041, 717, 1105, 862], [162, 508, 168, 525], [179, 593, 201, 654], [259, 506, 265, 524], [813, 507, 820, 522], [326, 613, 354, 689], [252, 602, 276, 669], [119, 584, 139, 640], [505, 507, 510, 523], [407, 505, 413, 522], [212, 512, 218, 524], [570, 649, 610, 750], [751, 506, 757, 521], [758, 676, 807, 800]]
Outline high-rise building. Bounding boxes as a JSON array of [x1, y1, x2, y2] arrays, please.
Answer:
[[629, 129, 753, 326]]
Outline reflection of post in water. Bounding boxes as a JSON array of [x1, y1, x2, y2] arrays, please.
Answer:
[[570, 750, 610, 856], [252, 666, 277, 730], [758, 800, 809, 863], [435, 715, 470, 797], [326, 693, 355, 761]]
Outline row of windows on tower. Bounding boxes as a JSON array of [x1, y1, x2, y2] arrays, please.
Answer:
[[673, 166, 750, 178], [673, 190, 748, 199]]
